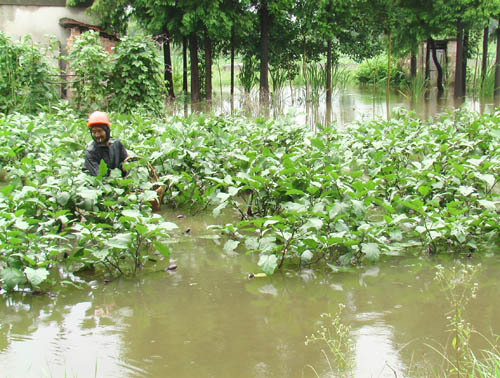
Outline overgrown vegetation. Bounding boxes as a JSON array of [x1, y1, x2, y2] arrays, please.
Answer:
[[355, 55, 409, 89], [0, 109, 174, 293], [68, 30, 112, 113], [1, 108, 499, 293], [68, 30, 166, 114], [0, 32, 59, 114]]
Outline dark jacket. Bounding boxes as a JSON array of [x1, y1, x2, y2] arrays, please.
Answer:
[[83, 138, 128, 177]]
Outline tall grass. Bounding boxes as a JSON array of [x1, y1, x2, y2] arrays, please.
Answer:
[[306, 63, 326, 103], [331, 66, 352, 92], [399, 71, 429, 100], [479, 62, 496, 98]]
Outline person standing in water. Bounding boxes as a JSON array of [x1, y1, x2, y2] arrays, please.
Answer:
[[83, 111, 128, 177]]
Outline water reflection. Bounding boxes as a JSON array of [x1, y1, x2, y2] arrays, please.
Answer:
[[169, 87, 499, 129], [1, 212, 500, 377]]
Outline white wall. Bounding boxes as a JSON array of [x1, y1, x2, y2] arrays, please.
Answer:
[[0, 5, 93, 48]]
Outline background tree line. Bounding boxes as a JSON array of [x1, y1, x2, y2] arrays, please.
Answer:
[[66, 0, 500, 106]]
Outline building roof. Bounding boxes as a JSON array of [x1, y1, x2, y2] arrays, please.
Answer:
[[0, 0, 88, 6], [59, 17, 118, 40]]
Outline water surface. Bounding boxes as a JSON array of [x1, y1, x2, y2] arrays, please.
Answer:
[[168, 86, 499, 129], [1, 209, 499, 378]]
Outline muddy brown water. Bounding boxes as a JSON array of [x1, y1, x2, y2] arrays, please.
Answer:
[[167, 86, 499, 129], [1, 89, 500, 377], [1, 207, 499, 378]]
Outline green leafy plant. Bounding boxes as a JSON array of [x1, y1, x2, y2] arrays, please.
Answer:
[[434, 264, 480, 377], [305, 304, 354, 377], [1, 108, 500, 291], [238, 55, 259, 94], [427, 263, 500, 378], [0, 31, 59, 114], [306, 63, 326, 103], [67, 30, 112, 113], [108, 34, 166, 114], [0, 111, 174, 292], [355, 55, 409, 89]]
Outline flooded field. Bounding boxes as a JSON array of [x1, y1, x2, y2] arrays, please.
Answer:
[[1, 208, 499, 378], [167, 86, 499, 129], [1, 87, 499, 377]]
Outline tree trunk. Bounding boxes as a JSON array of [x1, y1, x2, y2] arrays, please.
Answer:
[[410, 50, 417, 79], [386, 28, 391, 120], [205, 34, 212, 103], [230, 26, 235, 97], [429, 37, 444, 96], [163, 37, 175, 99], [326, 39, 332, 106], [455, 20, 465, 98], [481, 26, 488, 86], [183, 36, 188, 95], [494, 17, 500, 98], [303, 36, 309, 103], [259, 0, 270, 109], [189, 33, 200, 103], [462, 30, 468, 95], [425, 41, 430, 81]]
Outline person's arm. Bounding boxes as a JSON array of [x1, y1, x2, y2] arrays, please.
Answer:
[[83, 149, 100, 176], [118, 141, 128, 177]]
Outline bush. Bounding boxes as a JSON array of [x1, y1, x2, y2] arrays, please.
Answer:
[[67, 31, 166, 115], [355, 55, 409, 89], [0, 32, 59, 114], [108, 34, 166, 114], [67, 30, 112, 113]]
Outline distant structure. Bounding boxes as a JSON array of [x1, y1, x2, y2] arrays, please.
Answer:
[[0, 0, 91, 48]]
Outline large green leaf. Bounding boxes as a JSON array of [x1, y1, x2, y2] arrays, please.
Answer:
[[258, 254, 278, 276], [1, 267, 26, 290], [104, 233, 132, 249], [224, 239, 239, 254], [362, 243, 380, 262], [25, 267, 49, 287], [153, 241, 170, 258]]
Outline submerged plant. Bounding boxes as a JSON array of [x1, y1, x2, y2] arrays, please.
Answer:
[[428, 263, 500, 378], [305, 304, 354, 377], [1, 107, 500, 292], [435, 263, 480, 377], [0, 112, 174, 293]]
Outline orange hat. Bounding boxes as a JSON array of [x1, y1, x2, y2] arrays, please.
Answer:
[[87, 111, 110, 128]]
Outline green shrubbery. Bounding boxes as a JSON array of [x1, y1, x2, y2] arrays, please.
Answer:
[[0, 110, 174, 292], [355, 55, 409, 89], [1, 108, 499, 292], [68, 31, 112, 113], [0, 30, 166, 116], [108, 35, 166, 114], [0, 32, 59, 114], [68, 30, 166, 114]]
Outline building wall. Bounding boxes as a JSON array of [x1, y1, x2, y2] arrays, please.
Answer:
[[0, 4, 93, 48], [66, 26, 116, 54]]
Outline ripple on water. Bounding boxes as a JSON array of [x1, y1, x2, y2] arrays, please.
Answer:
[[354, 324, 405, 378]]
